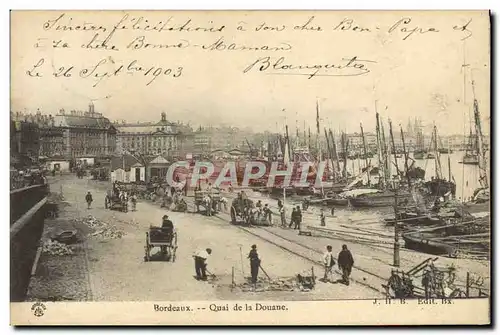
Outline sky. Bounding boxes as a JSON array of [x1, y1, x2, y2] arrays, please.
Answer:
[[10, 11, 490, 136]]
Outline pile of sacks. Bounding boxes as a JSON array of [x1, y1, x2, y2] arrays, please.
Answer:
[[81, 215, 126, 240], [42, 240, 74, 256]]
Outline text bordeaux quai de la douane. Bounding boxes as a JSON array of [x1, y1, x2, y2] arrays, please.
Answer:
[[31, 13, 473, 86], [153, 303, 288, 312]]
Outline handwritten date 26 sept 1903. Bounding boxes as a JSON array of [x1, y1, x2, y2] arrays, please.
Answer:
[[26, 57, 183, 87]]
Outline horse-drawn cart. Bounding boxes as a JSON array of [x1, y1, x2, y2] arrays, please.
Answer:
[[230, 198, 271, 226], [105, 192, 128, 212], [144, 226, 178, 262], [194, 190, 221, 215]]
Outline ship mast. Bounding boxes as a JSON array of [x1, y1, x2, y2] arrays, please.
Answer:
[[432, 124, 442, 180], [375, 110, 385, 189], [324, 128, 336, 182], [360, 122, 370, 186], [389, 119, 400, 179], [460, 41, 468, 202], [340, 132, 348, 179], [316, 99, 322, 162], [472, 80, 489, 189], [295, 111, 300, 151], [329, 129, 342, 177], [400, 125, 411, 188], [380, 118, 391, 186]]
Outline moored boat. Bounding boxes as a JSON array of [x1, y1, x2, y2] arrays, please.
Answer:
[[346, 189, 412, 208], [459, 153, 479, 165], [413, 151, 425, 160]]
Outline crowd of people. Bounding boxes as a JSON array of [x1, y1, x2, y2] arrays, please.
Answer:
[[10, 168, 47, 191]]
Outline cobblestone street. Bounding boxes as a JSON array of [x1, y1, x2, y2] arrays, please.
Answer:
[[28, 175, 379, 301]]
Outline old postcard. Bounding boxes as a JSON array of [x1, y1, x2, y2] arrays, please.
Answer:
[[10, 10, 490, 325]]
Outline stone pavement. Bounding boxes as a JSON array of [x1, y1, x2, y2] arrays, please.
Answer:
[[29, 175, 378, 301]]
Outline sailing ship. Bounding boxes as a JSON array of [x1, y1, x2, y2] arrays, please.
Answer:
[[347, 112, 413, 208], [466, 80, 490, 208], [399, 79, 489, 258], [422, 125, 457, 199], [438, 138, 453, 154], [459, 129, 479, 165], [413, 119, 426, 159]]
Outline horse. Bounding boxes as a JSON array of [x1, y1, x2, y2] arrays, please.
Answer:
[[219, 197, 228, 211], [202, 195, 213, 216]]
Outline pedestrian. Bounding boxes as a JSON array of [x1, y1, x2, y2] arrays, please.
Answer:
[[289, 207, 297, 228], [85, 191, 93, 209], [279, 205, 286, 227], [263, 204, 273, 223], [338, 244, 354, 285], [302, 198, 309, 211], [247, 244, 261, 284], [331, 206, 335, 216], [220, 196, 228, 211], [161, 215, 174, 236], [294, 206, 302, 230], [130, 193, 137, 211], [322, 245, 335, 282], [320, 208, 326, 226], [193, 248, 212, 281]]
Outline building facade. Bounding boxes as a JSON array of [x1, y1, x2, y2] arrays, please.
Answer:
[[345, 132, 378, 151], [12, 103, 117, 160], [193, 126, 249, 155], [116, 113, 185, 158], [53, 103, 117, 158], [10, 118, 40, 163]]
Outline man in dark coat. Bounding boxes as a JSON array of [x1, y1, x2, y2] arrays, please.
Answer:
[[294, 206, 302, 230], [338, 244, 354, 285], [289, 207, 297, 228], [247, 244, 260, 284], [161, 215, 174, 236], [85, 191, 93, 209]]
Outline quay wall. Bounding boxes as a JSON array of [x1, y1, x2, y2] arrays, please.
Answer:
[[10, 184, 49, 302]]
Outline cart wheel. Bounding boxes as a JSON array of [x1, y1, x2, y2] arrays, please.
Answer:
[[172, 247, 177, 262]]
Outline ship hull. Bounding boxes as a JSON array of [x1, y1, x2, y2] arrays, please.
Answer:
[[348, 191, 412, 208], [413, 152, 425, 160], [459, 154, 479, 165], [402, 233, 456, 255], [325, 198, 349, 206]]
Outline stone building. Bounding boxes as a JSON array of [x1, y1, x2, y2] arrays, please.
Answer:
[[116, 113, 191, 158], [193, 126, 248, 155], [12, 104, 116, 160], [52, 103, 117, 159], [10, 117, 40, 164]]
